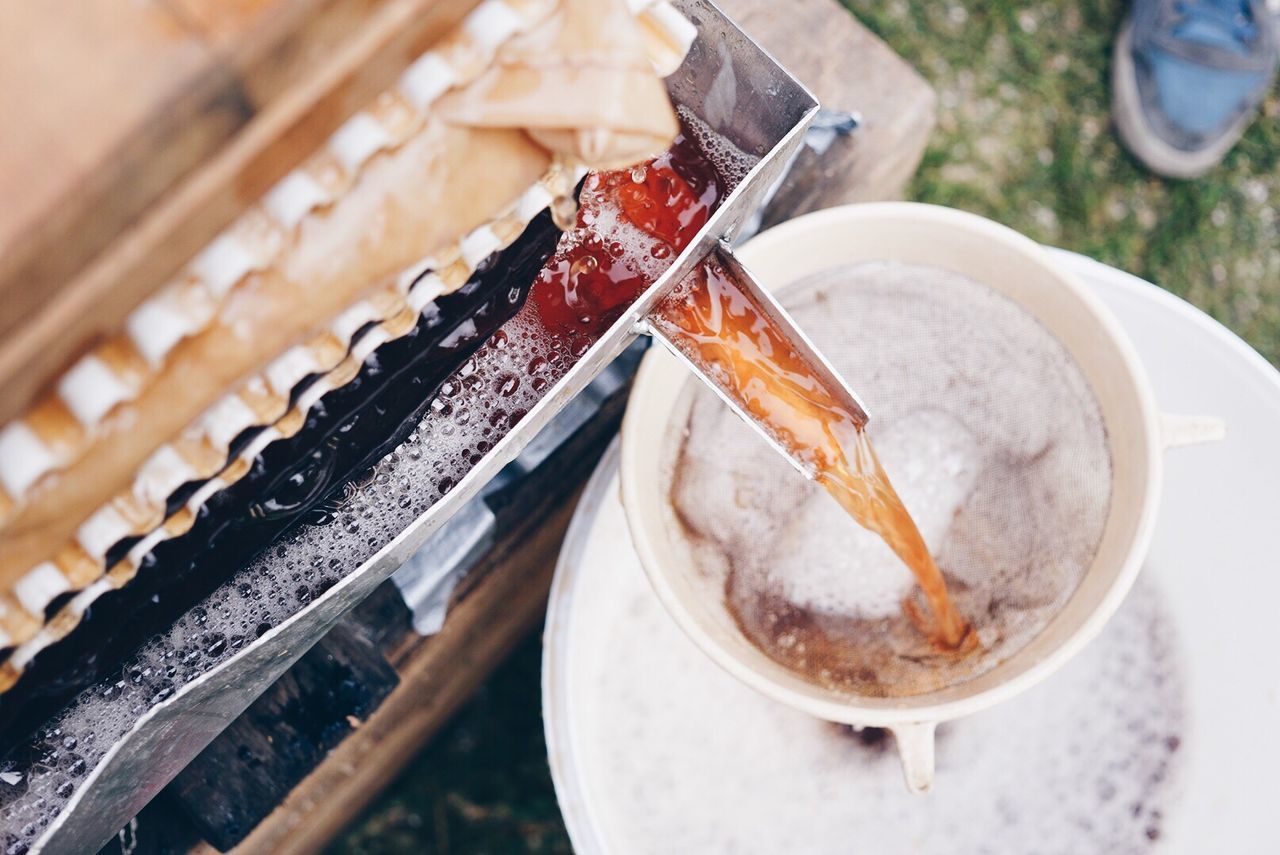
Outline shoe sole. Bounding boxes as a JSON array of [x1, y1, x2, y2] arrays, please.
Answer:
[[1111, 20, 1256, 180]]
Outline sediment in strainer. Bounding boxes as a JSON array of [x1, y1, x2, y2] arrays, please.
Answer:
[[662, 260, 1113, 698]]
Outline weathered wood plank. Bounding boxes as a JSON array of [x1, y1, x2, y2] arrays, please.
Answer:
[[170, 0, 400, 109], [0, 0, 212, 260], [0, 0, 238, 378], [716, 0, 937, 225], [0, 0, 481, 423]]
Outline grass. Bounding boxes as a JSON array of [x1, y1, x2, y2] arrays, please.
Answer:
[[845, 0, 1280, 363], [333, 3, 1279, 851]]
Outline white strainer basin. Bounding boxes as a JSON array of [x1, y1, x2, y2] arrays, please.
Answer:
[[621, 203, 1223, 792]]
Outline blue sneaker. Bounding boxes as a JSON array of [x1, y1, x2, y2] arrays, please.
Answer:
[[1112, 0, 1277, 178]]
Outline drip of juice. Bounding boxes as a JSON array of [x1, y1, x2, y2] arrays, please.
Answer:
[[652, 259, 975, 652]]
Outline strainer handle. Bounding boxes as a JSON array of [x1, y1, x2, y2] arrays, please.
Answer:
[[1160, 413, 1227, 449], [890, 721, 936, 794]]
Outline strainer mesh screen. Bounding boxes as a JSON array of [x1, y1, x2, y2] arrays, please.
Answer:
[[662, 261, 1113, 697]]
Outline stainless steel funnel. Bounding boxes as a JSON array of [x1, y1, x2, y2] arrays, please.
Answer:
[[643, 238, 871, 479]]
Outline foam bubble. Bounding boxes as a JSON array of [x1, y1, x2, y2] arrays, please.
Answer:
[[665, 261, 1112, 697], [771, 410, 981, 620], [677, 106, 758, 189], [0, 296, 573, 855]]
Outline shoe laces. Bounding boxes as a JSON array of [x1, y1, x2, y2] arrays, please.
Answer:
[[1170, 0, 1259, 44]]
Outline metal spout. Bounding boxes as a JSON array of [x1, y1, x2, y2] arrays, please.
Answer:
[[642, 239, 870, 481]]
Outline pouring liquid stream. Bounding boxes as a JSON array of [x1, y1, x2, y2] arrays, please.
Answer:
[[530, 112, 973, 651], [651, 260, 976, 651]]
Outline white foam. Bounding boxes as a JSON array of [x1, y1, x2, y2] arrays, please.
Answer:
[[768, 410, 981, 619], [667, 261, 1112, 695], [677, 106, 758, 189], [574, 177, 670, 282]]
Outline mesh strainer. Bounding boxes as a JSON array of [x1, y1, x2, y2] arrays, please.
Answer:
[[621, 203, 1223, 792]]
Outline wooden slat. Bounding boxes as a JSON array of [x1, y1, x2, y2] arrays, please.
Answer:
[[168, 0, 325, 43], [718, 0, 938, 228], [0, 0, 481, 424], [0, 0, 238, 371], [168, 621, 401, 851], [0, 0, 212, 260], [170, 0, 397, 108]]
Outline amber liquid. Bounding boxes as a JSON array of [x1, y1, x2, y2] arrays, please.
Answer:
[[653, 260, 975, 651], [531, 117, 972, 651]]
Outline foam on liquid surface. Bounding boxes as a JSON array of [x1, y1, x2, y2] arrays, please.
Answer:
[[773, 409, 981, 621], [665, 261, 1113, 696]]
